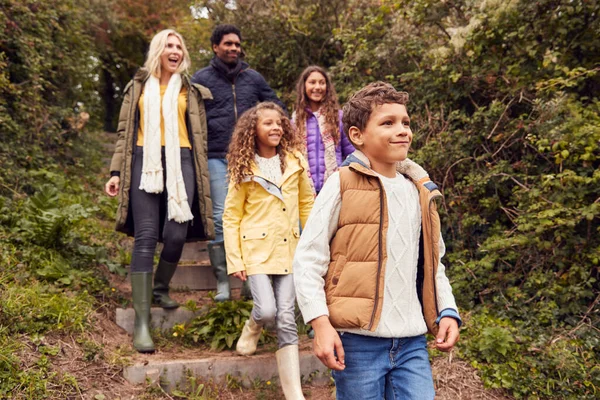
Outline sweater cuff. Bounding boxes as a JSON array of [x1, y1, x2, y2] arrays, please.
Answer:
[[436, 308, 462, 328], [110, 171, 121, 178], [300, 300, 330, 325]]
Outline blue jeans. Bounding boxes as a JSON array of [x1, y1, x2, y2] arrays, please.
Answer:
[[332, 334, 435, 400], [208, 158, 228, 242]]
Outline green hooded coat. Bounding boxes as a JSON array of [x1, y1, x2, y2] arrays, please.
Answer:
[[109, 68, 215, 241]]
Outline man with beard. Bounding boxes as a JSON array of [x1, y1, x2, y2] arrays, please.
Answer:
[[192, 24, 285, 302]]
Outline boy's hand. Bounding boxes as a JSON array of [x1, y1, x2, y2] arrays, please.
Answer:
[[232, 271, 247, 281], [310, 316, 346, 371], [435, 317, 460, 352]]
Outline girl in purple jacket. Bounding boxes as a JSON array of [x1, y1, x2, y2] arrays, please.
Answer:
[[293, 66, 355, 194]]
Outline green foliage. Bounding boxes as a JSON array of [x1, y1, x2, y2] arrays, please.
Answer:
[[0, 328, 83, 398], [13, 184, 97, 249], [208, 0, 600, 397], [0, 281, 93, 335], [171, 374, 219, 400], [1, 0, 599, 398], [0, 0, 100, 149], [77, 337, 105, 362], [0, 329, 22, 395], [1, 2, 129, 394], [175, 299, 274, 351], [459, 312, 600, 399], [0, 174, 120, 288], [202, 0, 351, 107]]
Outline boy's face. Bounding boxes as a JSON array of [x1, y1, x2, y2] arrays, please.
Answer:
[[351, 103, 412, 165]]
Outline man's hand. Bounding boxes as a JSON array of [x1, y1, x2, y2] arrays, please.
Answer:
[[311, 316, 346, 371], [435, 317, 460, 352], [232, 271, 247, 281]]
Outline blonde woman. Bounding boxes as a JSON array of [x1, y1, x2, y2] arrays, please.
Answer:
[[105, 29, 214, 353]]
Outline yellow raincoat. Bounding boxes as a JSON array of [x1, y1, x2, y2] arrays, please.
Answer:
[[223, 151, 314, 276]]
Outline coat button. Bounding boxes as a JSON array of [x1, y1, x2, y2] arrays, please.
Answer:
[[262, 233, 266, 236], [285, 269, 288, 272], [242, 235, 246, 239], [332, 277, 339, 285], [284, 238, 287, 242], [283, 208, 286, 211]]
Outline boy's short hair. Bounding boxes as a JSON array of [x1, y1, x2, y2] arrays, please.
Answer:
[[210, 24, 242, 46], [342, 82, 409, 145]]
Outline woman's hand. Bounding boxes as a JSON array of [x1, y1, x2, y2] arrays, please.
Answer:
[[105, 176, 120, 197], [232, 271, 247, 281]]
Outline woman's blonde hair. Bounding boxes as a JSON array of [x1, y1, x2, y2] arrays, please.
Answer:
[[227, 102, 302, 187], [144, 29, 191, 78]]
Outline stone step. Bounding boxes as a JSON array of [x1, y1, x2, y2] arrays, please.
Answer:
[[123, 351, 330, 391], [170, 263, 242, 290], [175, 241, 243, 291], [116, 307, 204, 335], [179, 241, 210, 264]]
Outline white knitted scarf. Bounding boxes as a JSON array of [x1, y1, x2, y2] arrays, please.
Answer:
[[139, 73, 193, 223]]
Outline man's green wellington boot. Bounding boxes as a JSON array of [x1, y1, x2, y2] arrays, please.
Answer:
[[130, 272, 155, 353], [153, 259, 179, 309], [207, 241, 230, 302]]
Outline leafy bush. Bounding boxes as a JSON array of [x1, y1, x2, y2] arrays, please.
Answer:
[[12, 184, 96, 249], [174, 300, 274, 351], [213, 0, 600, 397], [460, 312, 600, 399], [0, 0, 100, 156]]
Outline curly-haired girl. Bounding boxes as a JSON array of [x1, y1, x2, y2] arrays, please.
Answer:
[[223, 102, 314, 399], [293, 66, 355, 194]]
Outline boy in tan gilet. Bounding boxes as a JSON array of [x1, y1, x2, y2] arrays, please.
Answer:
[[293, 82, 461, 399]]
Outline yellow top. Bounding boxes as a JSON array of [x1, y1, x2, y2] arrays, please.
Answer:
[[136, 85, 191, 148]]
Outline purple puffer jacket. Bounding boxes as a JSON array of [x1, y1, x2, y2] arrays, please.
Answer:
[[303, 109, 355, 193]]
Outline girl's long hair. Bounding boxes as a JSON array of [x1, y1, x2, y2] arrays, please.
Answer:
[[294, 66, 341, 145], [144, 29, 191, 79], [227, 102, 302, 186]]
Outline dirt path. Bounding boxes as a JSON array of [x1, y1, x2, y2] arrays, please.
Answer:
[[44, 297, 511, 400]]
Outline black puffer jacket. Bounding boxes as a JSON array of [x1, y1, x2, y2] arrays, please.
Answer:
[[191, 58, 285, 159]]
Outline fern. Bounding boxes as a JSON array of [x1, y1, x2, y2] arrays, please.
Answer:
[[16, 185, 94, 249]]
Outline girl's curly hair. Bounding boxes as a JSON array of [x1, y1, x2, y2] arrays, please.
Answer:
[[294, 66, 341, 145], [227, 102, 302, 186]]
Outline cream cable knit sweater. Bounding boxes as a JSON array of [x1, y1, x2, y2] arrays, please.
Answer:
[[293, 169, 458, 338]]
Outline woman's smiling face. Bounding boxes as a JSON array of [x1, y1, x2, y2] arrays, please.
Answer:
[[160, 34, 183, 75]]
